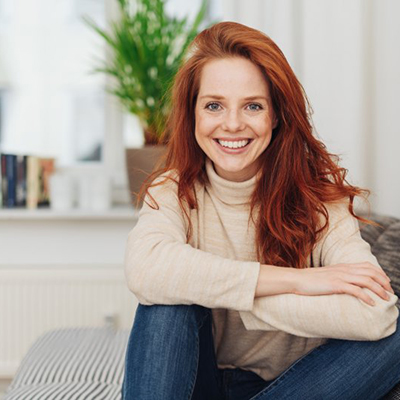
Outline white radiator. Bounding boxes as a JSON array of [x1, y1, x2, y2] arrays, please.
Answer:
[[0, 264, 138, 379]]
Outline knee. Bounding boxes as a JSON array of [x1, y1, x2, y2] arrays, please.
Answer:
[[382, 323, 400, 351], [370, 323, 400, 371], [134, 303, 211, 331]]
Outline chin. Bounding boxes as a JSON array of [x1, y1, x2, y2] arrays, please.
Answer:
[[218, 161, 250, 171]]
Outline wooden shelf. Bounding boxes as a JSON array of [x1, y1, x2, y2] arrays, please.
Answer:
[[0, 205, 139, 221]]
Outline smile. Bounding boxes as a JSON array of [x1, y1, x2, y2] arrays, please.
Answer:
[[215, 139, 251, 149], [213, 139, 253, 154]]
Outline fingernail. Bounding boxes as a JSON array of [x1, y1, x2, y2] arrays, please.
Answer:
[[370, 300, 376, 306]]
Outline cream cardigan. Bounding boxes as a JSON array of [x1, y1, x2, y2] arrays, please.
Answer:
[[124, 157, 398, 381]]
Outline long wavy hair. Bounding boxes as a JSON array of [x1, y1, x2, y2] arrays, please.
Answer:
[[136, 21, 374, 269]]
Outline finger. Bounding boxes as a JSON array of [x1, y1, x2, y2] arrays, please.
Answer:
[[387, 285, 395, 295], [369, 281, 391, 301], [363, 262, 391, 282], [349, 264, 392, 289], [344, 284, 375, 306], [346, 275, 390, 301], [367, 272, 393, 293]]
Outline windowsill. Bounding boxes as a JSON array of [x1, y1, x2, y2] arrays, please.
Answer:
[[0, 205, 139, 221]]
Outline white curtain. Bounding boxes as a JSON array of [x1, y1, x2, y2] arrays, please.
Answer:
[[218, 0, 400, 218]]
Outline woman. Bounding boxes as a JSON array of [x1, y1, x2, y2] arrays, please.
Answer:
[[122, 21, 400, 400]]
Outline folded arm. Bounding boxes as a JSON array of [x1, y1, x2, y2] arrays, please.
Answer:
[[239, 201, 399, 341], [124, 173, 260, 311]]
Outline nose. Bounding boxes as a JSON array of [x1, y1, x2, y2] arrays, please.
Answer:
[[221, 109, 245, 132]]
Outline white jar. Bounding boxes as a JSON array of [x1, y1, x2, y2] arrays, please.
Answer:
[[49, 173, 75, 211], [90, 174, 111, 211], [77, 172, 111, 211]]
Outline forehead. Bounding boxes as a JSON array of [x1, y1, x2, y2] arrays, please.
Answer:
[[198, 57, 269, 96]]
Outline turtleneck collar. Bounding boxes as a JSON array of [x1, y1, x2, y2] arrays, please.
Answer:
[[205, 157, 258, 205]]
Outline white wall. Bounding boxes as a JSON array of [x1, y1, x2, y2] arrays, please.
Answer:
[[301, 0, 366, 202], [217, 0, 400, 218], [373, 0, 400, 218]]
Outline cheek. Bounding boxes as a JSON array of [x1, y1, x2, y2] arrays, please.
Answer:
[[195, 113, 215, 136], [194, 114, 208, 148], [253, 117, 274, 136]]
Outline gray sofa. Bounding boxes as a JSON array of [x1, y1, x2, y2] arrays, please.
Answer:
[[3, 213, 400, 399], [360, 213, 400, 399], [360, 213, 400, 307]]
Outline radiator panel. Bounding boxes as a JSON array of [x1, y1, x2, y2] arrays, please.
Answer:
[[0, 265, 138, 379]]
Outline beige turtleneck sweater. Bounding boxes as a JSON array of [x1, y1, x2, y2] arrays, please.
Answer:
[[124, 157, 398, 381]]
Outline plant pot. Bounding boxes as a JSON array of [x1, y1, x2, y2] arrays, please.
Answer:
[[125, 145, 167, 207]]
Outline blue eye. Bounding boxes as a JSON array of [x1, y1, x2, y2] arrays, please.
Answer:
[[248, 103, 263, 111], [205, 102, 263, 112], [206, 102, 221, 111]]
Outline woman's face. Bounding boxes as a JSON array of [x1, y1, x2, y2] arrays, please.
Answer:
[[195, 57, 277, 182]]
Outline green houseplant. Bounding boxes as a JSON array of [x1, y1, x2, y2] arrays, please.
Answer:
[[84, 0, 209, 145], [84, 0, 212, 205]]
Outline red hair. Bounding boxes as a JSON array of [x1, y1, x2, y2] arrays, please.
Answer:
[[137, 21, 374, 269]]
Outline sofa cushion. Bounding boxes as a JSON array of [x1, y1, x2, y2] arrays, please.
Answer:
[[360, 213, 400, 400], [360, 214, 400, 299], [4, 327, 129, 400]]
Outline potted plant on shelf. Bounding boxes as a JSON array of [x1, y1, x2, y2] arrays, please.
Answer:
[[84, 0, 211, 205]]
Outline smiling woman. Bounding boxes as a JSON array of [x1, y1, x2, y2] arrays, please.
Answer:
[[195, 57, 278, 182], [122, 21, 400, 400]]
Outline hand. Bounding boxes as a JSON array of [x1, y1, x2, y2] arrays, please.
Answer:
[[293, 262, 395, 306]]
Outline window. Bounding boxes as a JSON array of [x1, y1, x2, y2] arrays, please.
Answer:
[[0, 0, 106, 166], [0, 0, 219, 204]]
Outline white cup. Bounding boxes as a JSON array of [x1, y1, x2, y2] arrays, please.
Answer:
[[90, 174, 111, 211], [77, 175, 92, 210], [49, 173, 75, 211], [77, 173, 111, 211]]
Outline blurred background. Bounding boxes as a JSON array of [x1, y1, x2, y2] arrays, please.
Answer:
[[0, 0, 399, 217]]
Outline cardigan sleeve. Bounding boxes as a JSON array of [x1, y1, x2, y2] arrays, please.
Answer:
[[239, 200, 399, 341], [124, 172, 261, 311]]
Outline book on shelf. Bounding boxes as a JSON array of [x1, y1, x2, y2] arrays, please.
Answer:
[[0, 152, 55, 209]]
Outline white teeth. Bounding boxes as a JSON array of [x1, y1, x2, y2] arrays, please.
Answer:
[[217, 139, 250, 149]]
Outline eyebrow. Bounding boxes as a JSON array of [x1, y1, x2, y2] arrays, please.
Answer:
[[199, 95, 268, 101]]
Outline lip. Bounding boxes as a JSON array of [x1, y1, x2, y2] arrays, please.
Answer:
[[215, 138, 252, 141], [213, 138, 253, 154]]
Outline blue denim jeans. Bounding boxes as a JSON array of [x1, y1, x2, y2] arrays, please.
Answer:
[[122, 303, 400, 400]]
